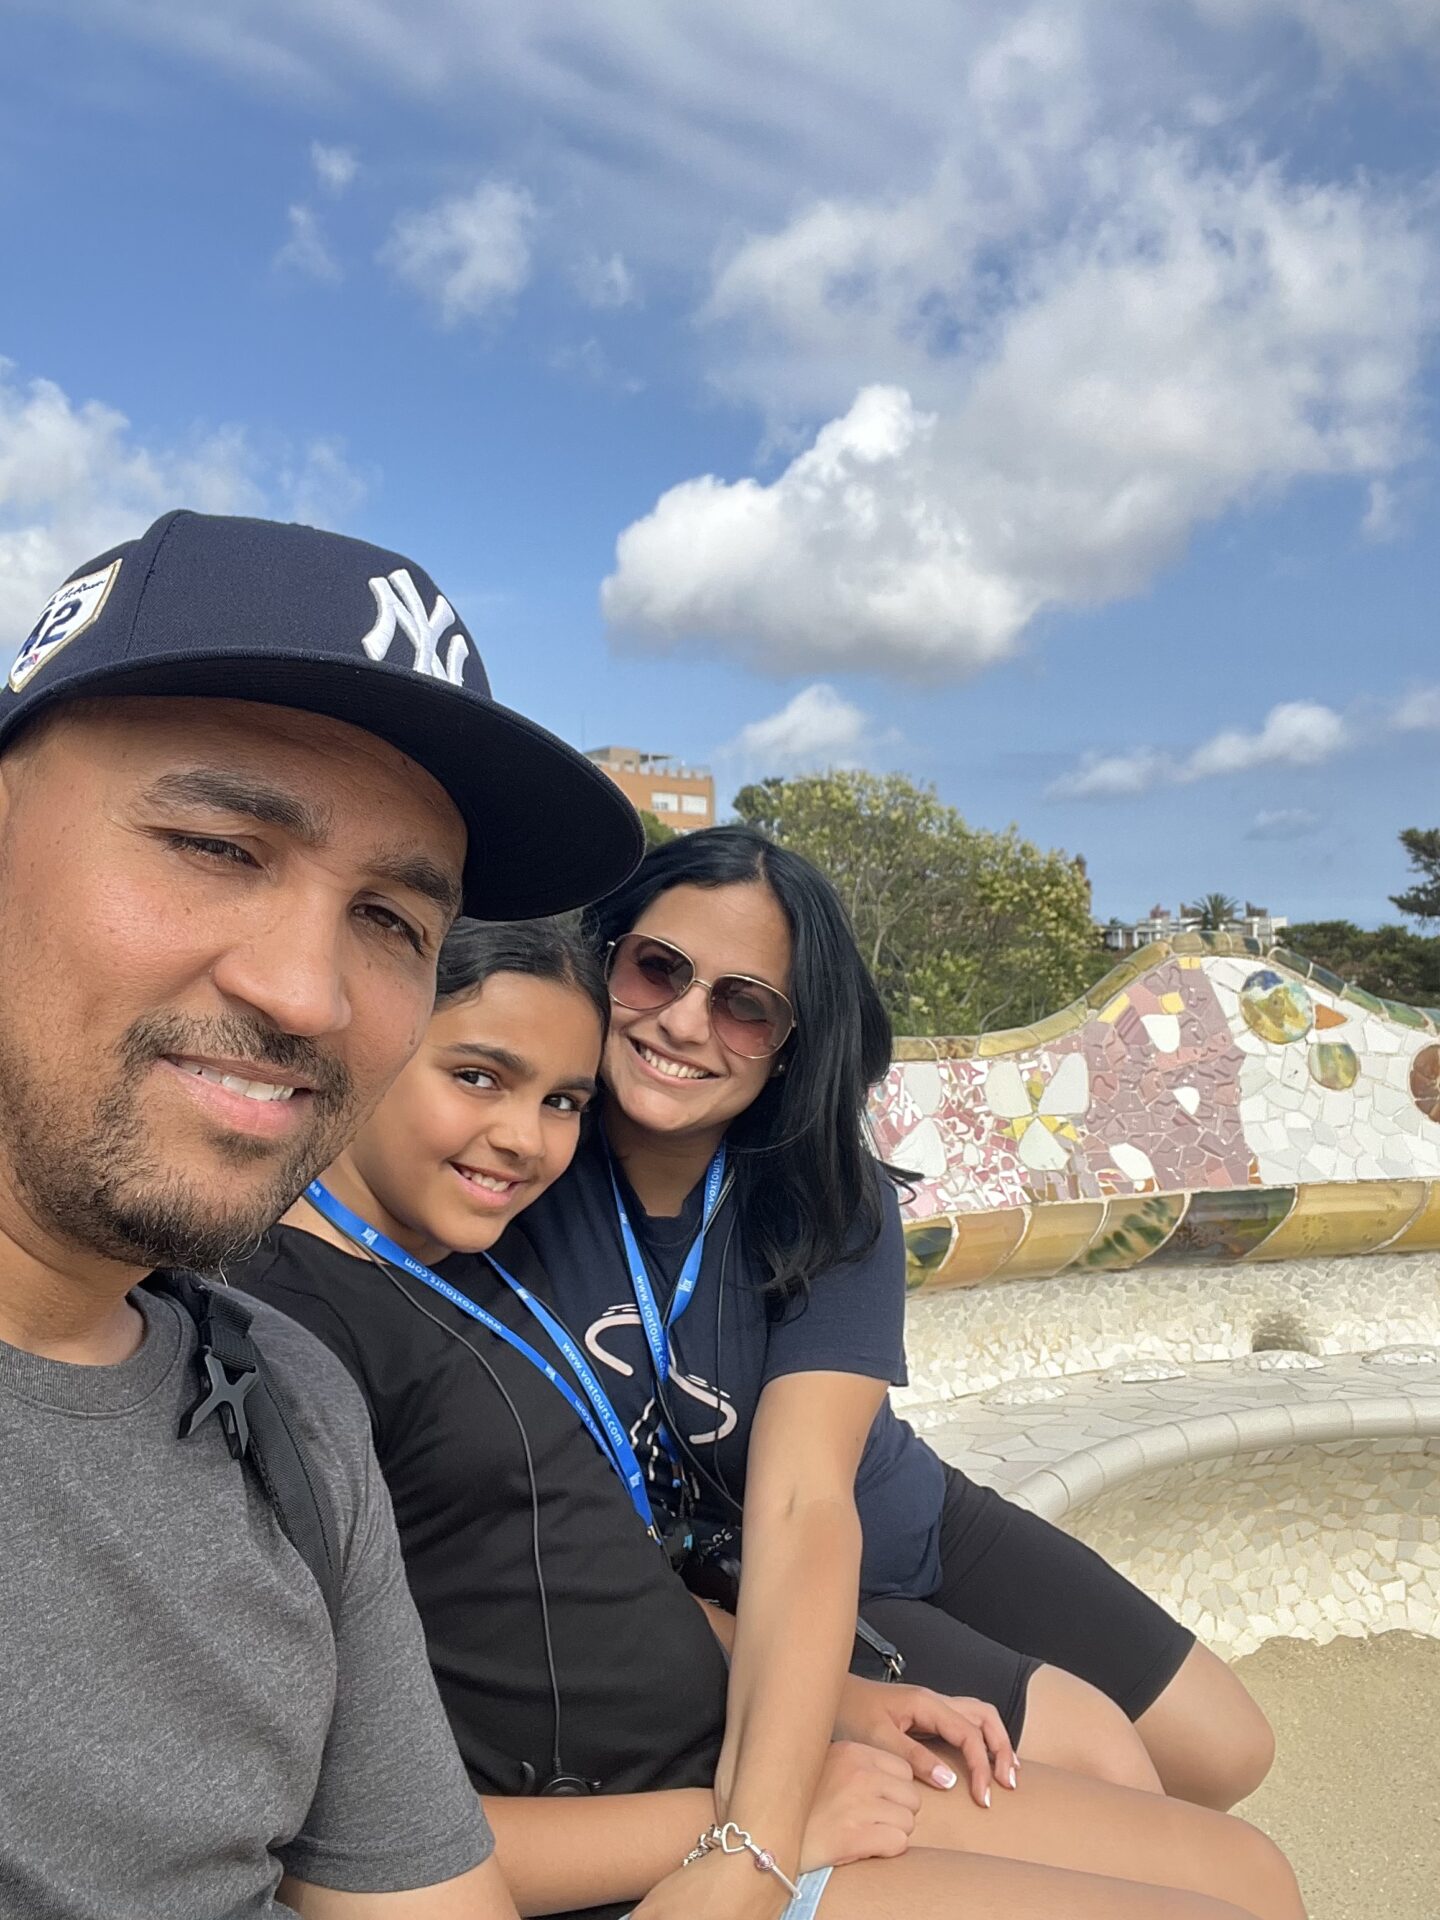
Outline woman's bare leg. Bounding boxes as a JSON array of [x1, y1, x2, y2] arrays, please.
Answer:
[[1136, 1642, 1277, 1808], [910, 1752, 1305, 1920], [821, 1847, 1265, 1920], [1021, 1663, 1165, 1792]]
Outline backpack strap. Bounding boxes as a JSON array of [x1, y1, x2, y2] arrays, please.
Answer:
[[145, 1271, 343, 1629]]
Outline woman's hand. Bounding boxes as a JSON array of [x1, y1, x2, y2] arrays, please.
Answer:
[[833, 1675, 1019, 1806], [800, 1739, 922, 1869]]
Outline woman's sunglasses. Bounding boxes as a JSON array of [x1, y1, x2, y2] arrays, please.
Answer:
[[605, 932, 796, 1060]]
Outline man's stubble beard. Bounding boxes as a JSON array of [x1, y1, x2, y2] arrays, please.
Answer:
[[0, 1010, 358, 1272]]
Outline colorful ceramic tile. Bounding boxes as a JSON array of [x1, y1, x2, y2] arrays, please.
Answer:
[[1309, 1041, 1360, 1091], [874, 945, 1440, 1284], [1341, 983, 1386, 1017], [1159, 1187, 1294, 1263], [1249, 1180, 1428, 1261], [1239, 969, 1314, 1044], [993, 1201, 1106, 1280], [920, 1208, 1029, 1290], [1385, 1182, 1440, 1254], [902, 1220, 953, 1290], [1077, 1194, 1188, 1271], [1410, 1045, 1440, 1123]]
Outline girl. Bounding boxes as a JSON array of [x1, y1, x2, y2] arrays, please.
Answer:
[[235, 917, 1302, 1920], [517, 826, 1273, 1832]]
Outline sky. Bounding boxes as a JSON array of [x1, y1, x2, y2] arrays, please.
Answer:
[[1, 0, 1438, 927]]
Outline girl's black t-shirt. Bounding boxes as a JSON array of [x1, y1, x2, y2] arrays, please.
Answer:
[[232, 1226, 730, 1815], [516, 1126, 945, 1599]]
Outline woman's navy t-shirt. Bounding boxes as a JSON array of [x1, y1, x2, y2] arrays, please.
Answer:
[[516, 1125, 947, 1599]]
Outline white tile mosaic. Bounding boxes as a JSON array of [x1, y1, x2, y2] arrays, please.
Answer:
[[1069, 1440, 1440, 1657], [898, 1252, 1440, 1409], [906, 1273, 1440, 1659]]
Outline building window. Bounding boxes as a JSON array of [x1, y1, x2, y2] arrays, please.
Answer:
[[650, 791, 679, 812], [680, 794, 708, 816]]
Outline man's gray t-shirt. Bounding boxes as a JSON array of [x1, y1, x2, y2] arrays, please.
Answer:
[[0, 1284, 493, 1919]]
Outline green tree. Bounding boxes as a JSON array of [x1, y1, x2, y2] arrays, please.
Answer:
[[731, 770, 1098, 1034], [1182, 892, 1240, 931], [1391, 828, 1440, 923], [639, 809, 677, 851]]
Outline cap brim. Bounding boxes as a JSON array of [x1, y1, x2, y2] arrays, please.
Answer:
[[4, 652, 644, 920]]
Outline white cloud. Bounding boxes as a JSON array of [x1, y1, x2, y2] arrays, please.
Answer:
[[310, 140, 358, 194], [1193, 0, 1440, 66], [1393, 687, 1440, 732], [1050, 747, 1173, 800], [608, 144, 1436, 676], [1184, 701, 1347, 778], [724, 683, 873, 769], [380, 182, 535, 326], [0, 358, 367, 651], [550, 338, 644, 395], [574, 251, 638, 310], [1052, 700, 1348, 798], [274, 204, 341, 282], [606, 386, 1036, 674], [1246, 806, 1322, 840]]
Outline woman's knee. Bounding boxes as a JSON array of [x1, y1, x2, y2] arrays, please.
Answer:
[[1138, 1648, 1277, 1808], [1020, 1665, 1164, 1794], [1226, 1693, 1276, 1800], [1220, 1815, 1305, 1920]]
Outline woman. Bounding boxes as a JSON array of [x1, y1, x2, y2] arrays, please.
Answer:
[[517, 826, 1273, 1819], [232, 916, 1304, 1920]]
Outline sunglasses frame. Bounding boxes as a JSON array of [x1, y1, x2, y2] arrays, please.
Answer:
[[604, 933, 797, 1059]]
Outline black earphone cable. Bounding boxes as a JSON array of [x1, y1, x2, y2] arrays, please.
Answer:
[[353, 1243, 570, 1793]]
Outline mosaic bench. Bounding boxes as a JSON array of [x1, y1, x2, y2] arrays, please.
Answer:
[[873, 938, 1440, 1657], [909, 1345, 1440, 1657]]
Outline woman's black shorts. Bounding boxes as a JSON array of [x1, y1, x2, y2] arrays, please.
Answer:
[[852, 1465, 1194, 1746]]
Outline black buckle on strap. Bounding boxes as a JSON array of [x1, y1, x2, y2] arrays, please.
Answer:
[[182, 1347, 259, 1459]]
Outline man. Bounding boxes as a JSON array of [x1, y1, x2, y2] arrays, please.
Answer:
[[0, 510, 642, 1919]]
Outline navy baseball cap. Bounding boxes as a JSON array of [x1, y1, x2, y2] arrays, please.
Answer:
[[1, 510, 643, 920]]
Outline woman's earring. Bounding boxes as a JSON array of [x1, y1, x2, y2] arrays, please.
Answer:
[[772, 1060, 787, 1076]]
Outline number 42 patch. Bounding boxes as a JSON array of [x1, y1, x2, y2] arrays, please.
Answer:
[[10, 558, 122, 693]]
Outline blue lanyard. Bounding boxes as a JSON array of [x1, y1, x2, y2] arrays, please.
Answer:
[[302, 1181, 660, 1541], [605, 1144, 728, 1391]]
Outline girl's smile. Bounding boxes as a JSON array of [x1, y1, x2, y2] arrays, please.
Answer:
[[311, 970, 603, 1265]]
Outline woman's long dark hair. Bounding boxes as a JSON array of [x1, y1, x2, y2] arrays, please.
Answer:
[[435, 917, 609, 1033], [582, 825, 895, 1297]]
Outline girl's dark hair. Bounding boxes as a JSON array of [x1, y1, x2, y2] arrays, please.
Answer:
[[435, 916, 609, 1034], [582, 825, 895, 1297]]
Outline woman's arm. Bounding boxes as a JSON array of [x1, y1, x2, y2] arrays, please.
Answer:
[[720, 1369, 884, 1836], [482, 1789, 713, 1915], [636, 1370, 884, 1918]]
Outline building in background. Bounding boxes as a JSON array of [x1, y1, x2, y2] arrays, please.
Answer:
[[586, 746, 716, 832], [1099, 903, 1289, 954]]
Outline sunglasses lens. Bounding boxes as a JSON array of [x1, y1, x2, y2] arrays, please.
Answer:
[[712, 978, 793, 1058], [608, 935, 693, 1010]]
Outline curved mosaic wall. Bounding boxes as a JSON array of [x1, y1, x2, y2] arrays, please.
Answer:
[[870, 933, 1440, 1290]]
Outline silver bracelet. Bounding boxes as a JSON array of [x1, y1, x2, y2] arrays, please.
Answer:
[[682, 1821, 801, 1899]]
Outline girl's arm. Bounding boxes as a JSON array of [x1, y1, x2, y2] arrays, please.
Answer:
[[635, 1370, 884, 1918], [484, 1789, 711, 1915]]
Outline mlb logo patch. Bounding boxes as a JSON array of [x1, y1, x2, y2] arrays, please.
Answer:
[[10, 559, 122, 693]]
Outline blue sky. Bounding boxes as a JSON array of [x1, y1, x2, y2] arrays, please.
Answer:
[[2, 1, 1437, 927]]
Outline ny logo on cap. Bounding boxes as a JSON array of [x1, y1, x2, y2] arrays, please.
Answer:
[[359, 569, 470, 686]]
